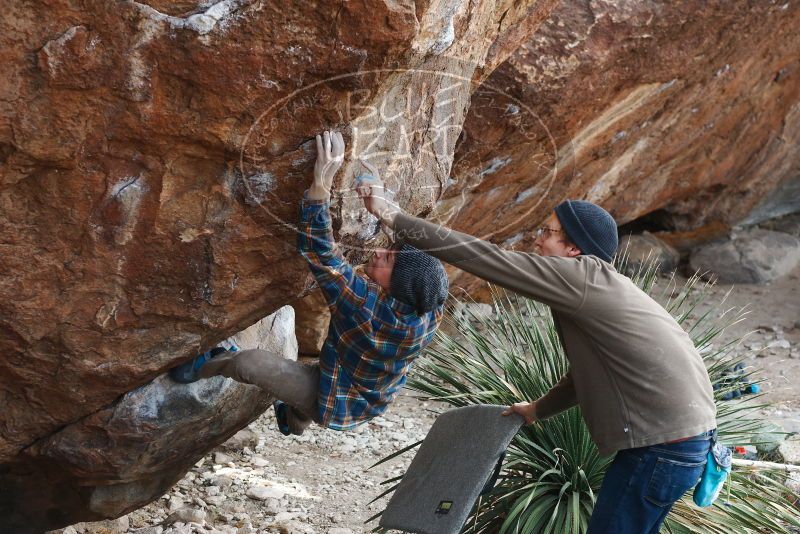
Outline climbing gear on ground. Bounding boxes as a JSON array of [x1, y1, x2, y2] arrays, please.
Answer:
[[714, 362, 760, 400]]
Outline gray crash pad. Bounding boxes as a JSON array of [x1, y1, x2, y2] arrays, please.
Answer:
[[380, 404, 524, 534]]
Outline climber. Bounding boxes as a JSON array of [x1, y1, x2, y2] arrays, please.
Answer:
[[356, 172, 717, 534], [172, 130, 448, 437]]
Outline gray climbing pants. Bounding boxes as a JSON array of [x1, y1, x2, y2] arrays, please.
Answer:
[[198, 349, 322, 428]]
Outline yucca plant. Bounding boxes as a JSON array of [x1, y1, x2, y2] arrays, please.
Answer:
[[370, 256, 800, 533]]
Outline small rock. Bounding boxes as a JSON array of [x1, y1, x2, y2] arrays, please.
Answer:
[[768, 339, 791, 350], [206, 495, 226, 506], [275, 520, 311, 534], [212, 475, 234, 487], [223, 428, 259, 451], [371, 418, 394, 428], [776, 436, 800, 465], [70, 517, 130, 534], [274, 511, 301, 522], [327, 529, 354, 534], [264, 497, 282, 515], [214, 451, 234, 465], [168, 496, 184, 512], [131, 527, 163, 534], [754, 427, 784, 456], [786, 472, 800, 495], [164, 508, 206, 526], [250, 456, 269, 467], [246, 485, 285, 501], [206, 486, 221, 496]]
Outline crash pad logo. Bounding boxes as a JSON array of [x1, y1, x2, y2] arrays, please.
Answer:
[[436, 500, 454, 514], [240, 63, 560, 254]]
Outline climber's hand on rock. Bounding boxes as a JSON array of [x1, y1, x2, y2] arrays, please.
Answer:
[[355, 160, 401, 227], [355, 172, 387, 216], [309, 130, 344, 201]]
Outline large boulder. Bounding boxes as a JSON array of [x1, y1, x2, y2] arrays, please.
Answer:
[[0, 306, 297, 533], [689, 228, 800, 283], [618, 232, 681, 275], [759, 211, 800, 237], [229, 305, 298, 359], [0, 0, 558, 529], [434, 0, 800, 294]]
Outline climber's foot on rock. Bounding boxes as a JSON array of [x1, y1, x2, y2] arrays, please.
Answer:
[[273, 401, 313, 436], [169, 342, 239, 383]]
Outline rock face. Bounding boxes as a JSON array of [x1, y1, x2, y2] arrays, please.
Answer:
[[759, 211, 800, 237], [618, 232, 680, 275], [1, 0, 557, 529], [229, 305, 298, 359], [434, 0, 800, 293], [0, 306, 296, 533], [8, 376, 265, 529]]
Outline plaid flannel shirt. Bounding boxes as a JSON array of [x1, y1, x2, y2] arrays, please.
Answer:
[[297, 194, 443, 430]]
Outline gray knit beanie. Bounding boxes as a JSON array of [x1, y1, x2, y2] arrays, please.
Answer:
[[554, 200, 619, 262], [390, 244, 449, 314]]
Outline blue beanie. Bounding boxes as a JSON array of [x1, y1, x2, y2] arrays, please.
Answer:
[[554, 200, 618, 263], [390, 244, 449, 314]]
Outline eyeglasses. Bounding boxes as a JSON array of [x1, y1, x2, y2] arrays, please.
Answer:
[[535, 226, 563, 239]]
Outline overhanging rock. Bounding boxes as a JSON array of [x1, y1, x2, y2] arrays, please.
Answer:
[[0, 0, 557, 529], [0, 307, 296, 532]]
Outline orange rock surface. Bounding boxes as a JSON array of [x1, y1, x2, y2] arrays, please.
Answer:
[[0, 0, 557, 529]]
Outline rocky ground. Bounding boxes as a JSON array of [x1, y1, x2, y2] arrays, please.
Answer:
[[52, 262, 799, 534], [693, 264, 800, 434], [53, 394, 439, 534]]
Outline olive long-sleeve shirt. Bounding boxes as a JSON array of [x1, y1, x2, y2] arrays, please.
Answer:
[[394, 212, 716, 456]]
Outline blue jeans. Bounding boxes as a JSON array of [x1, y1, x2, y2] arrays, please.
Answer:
[[587, 433, 712, 533]]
